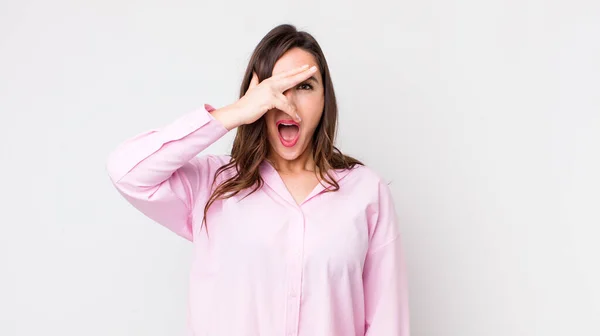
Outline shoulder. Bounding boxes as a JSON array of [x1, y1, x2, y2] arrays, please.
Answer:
[[197, 153, 232, 166], [344, 164, 391, 188], [340, 164, 394, 201], [192, 154, 234, 177]]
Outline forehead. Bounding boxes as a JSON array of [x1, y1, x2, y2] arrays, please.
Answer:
[[272, 48, 319, 76]]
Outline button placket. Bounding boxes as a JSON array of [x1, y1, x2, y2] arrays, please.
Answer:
[[284, 211, 305, 336]]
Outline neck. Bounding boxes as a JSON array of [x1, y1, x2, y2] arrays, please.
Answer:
[[267, 144, 316, 174]]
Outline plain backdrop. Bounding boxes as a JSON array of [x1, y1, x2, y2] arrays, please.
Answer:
[[1, 0, 599, 335]]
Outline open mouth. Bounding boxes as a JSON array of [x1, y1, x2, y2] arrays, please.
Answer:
[[276, 119, 300, 147]]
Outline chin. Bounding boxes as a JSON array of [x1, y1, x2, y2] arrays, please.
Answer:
[[269, 137, 307, 161]]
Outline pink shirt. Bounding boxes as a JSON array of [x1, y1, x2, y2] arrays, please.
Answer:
[[106, 103, 410, 336]]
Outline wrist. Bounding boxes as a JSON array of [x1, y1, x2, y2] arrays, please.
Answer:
[[211, 103, 245, 131]]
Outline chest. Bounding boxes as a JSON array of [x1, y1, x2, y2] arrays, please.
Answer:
[[198, 186, 372, 277], [278, 172, 320, 205]]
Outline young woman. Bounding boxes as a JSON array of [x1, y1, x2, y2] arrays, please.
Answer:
[[107, 24, 410, 336]]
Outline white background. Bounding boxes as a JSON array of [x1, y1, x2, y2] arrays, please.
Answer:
[[1, 0, 599, 335]]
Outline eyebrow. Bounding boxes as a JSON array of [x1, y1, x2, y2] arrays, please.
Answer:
[[304, 76, 319, 84]]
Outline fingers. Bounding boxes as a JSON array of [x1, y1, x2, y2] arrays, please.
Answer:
[[274, 65, 318, 92], [274, 93, 301, 122], [270, 64, 310, 81]]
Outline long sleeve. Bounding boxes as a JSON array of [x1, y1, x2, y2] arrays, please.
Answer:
[[106, 103, 229, 241], [363, 180, 410, 335]]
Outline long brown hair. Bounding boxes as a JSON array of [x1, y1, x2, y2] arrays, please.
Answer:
[[202, 24, 362, 229]]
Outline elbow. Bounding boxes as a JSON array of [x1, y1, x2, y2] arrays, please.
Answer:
[[105, 147, 162, 200], [105, 147, 131, 188], [105, 149, 121, 184]]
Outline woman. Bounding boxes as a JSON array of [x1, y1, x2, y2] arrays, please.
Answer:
[[107, 24, 410, 336]]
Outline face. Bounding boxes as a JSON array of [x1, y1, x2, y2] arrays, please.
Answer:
[[264, 47, 324, 162]]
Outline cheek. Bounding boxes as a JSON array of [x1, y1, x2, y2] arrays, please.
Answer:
[[264, 109, 276, 122], [264, 111, 277, 135], [298, 96, 324, 129], [266, 122, 278, 139]]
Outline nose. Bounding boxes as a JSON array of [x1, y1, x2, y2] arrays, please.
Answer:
[[283, 88, 296, 100], [282, 89, 297, 111]]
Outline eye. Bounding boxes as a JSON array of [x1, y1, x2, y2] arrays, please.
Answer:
[[297, 83, 313, 90]]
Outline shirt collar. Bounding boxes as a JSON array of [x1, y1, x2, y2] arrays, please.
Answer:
[[258, 159, 352, 206]]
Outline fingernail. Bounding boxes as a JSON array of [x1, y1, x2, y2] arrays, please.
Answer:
[[296, 113, 302, 121], [310, 65, 317, 71], [301, 64, 309, 69]]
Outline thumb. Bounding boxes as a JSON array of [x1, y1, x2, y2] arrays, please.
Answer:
[[248, 71, 259, 91]]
